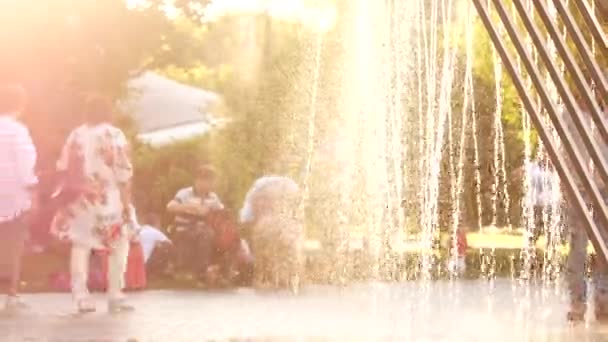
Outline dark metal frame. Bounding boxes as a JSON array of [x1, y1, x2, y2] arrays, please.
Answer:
[[529, 0, 608, 131], [599, 0, 608, 18], [572, 0, 607, 58], [472, 0, 608, 262], [551, 0, 608, 97]]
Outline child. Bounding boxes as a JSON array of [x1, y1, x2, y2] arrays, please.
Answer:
[[124, 206, 146, 290]]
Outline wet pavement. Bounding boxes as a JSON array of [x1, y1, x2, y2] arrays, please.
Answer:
[[1, 279, 608, 341]]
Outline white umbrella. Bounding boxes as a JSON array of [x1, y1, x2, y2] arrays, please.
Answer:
[[125, 72, 222, 147]]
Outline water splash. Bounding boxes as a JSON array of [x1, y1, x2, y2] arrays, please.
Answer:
[[517, 0, 566, 282], [489, 14, 512, 231], [330, 0, 469, 280], [469, 65, 483, 233], [336, 0, 410, 279], [449, 1, 475, 278], [419, 0, 442, 280], [385, 0, 409, 279], [421, 0, 460, 280], [540, 0, 565, 283], [304, 0, 577, 283], [518, 0, 538, 281], [299, 34, 324, 219]]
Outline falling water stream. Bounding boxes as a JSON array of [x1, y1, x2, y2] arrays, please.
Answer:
[[490, 32, 503, 229], [541, 0, 565, 283], [243, 0, 603, 338], [300, 33, 324, 225], [419, 0, 442, 280], [287, 0, 596, 336], [470, 80, 484, 234], [326, 0, 537, 281], [489, 8, 512, 232], [519, 0, 539, 281]]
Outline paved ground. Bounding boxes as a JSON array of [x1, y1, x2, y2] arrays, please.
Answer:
[[1, 279, 608, 341]]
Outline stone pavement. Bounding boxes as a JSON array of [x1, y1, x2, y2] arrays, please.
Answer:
[[1, 280, 607, 341]]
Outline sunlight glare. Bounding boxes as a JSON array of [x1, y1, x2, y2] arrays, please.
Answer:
[[126, 0, 149, 10], [203, 0, 337, 33]]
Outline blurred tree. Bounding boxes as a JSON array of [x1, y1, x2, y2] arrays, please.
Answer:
[[0, 0, 178, 172], [0, 0, 176, 93], [122, 10, 319, 218]]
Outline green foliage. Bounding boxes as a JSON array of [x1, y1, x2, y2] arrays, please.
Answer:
[[3, 0, 188, 172], [158, 63, 233, 93], [130, 13, 316, 221], [203, 17, 316, 205], [0, 0, 173, 95]]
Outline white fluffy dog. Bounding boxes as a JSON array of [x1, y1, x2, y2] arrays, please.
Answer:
[[244, 177, 304, 292], [251, 213, 304, 292]]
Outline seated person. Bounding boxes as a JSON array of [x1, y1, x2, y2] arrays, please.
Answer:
[[166, 164, 224, 281], [139, 214, 171, 263], [138, 214, 172, 276]]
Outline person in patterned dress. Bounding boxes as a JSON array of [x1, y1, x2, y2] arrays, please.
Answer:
[[50, 95, 134, 314]]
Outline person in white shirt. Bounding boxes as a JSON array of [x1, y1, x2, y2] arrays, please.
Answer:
[[135, 213, 172, 278], [519, 157, 562, 280], [527, 158, 560, 245], [166, 164, 223, 280], [0, 84, 37, 312], [138, 216, 171, 264]]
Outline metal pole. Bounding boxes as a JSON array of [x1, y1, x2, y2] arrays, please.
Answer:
[[513, 0, 608, 168], [599, 0, 608, 18], [471, 0, 608, 263], [493, 0, 608, 227], [551, 0, 608, 99], [527, 0, 608, 142], [573, 0, 608, 56]]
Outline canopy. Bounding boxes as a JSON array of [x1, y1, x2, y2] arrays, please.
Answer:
[[125, 72, 221, 147]]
